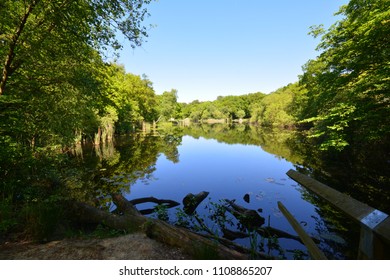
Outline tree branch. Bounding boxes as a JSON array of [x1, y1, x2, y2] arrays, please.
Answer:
[[0, 0, 39, 95]]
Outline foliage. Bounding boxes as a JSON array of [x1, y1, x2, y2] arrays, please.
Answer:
[[153, 204, 169, 222], [0, 0, 154, 241], [179, 85, 301, 129], [180, 92, 265, 122], [250, 83, 302, 128], [90, 224, 128, 239], [103, 64, 158, 134], [0, 1, 156, 150], [156, 89, 180, 121], [0, 197, 18, 236], [64, 223, 128, 239], [298, 0, 390, 150], [0, 147, 70, 241]]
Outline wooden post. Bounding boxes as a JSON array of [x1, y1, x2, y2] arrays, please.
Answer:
[[287, 169, 390, 259], [278, 201, 327, 260]]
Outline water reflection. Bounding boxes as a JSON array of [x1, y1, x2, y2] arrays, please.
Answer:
[[71, 124, 389, 259]]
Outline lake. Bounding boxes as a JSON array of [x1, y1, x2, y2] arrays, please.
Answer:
[[76, 124, 390, 259]]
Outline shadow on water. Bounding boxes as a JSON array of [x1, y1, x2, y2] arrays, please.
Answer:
[[71, 123, 389, 259]]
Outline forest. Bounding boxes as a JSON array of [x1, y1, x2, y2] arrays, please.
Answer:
[[0, 0, 389, 250]]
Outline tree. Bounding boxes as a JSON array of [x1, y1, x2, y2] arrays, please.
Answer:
[[250, 83, 299, 128], [103, 64, 158, 134], [0, 0, 154, 240], [0, 0, 151, 96], [236, 109, 246, 120], [157, 89, 179, 121], [299, 0, 390, 150], [180, 91, 265, 122], [0, 0, 153, 148]]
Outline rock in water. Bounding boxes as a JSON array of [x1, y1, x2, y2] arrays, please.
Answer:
[[243, 193, 250, 203]]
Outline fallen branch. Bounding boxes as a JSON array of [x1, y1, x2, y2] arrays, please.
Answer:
[[224, 199, 265, 229], [128, 196, 180, 215], [223, 199, 319, 244], [183, 191, 209, 215], [129, 197, 180, 208], [70, 194, 247, 260]]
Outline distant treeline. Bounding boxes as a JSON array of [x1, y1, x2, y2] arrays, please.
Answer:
[[176, 84, 298, 130]]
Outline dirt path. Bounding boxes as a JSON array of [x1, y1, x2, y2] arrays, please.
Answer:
[[0, 233, 189, 260]]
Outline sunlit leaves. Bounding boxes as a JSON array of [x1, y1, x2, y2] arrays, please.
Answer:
[[182, 92, 265, 122], [104, 63, 158, 133], [299, 0, 390, 150], [157, 89, 179, 121], [1, 1, 154, 148], [250, 83, 300, 128]]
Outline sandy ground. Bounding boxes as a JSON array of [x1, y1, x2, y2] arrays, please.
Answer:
[[0, 233, 189, 260]]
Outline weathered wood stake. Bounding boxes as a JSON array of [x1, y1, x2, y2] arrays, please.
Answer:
[[287, 169, 390, 259], [278, 201, 327, 260]]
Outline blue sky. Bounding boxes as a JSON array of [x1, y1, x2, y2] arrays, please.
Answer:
[[118, 0, 348, 103]]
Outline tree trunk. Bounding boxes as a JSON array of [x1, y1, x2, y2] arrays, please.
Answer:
[[0, 1, 39, 95], [94, 126, 101, 145], [183, 191, 209, 215], [70, 194, 248, 259]]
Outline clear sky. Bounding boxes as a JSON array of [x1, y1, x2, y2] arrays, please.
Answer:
[[118, 0, 348, 103]]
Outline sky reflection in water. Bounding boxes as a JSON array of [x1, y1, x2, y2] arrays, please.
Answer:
[[125, 135, 323, 258]]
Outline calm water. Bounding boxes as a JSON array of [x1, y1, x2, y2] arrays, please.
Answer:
[[78, 124, 389, 259], [128, 135, 319, 257]]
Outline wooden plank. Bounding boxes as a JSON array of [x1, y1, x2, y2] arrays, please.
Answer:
[[374, 217, 390, 245], [287, 169, 390, 247], [278, 201, 327, 260], [287, 169, 374, 220]]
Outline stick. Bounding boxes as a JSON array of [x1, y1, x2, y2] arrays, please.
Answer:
[[277, 201, 327, 260]]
